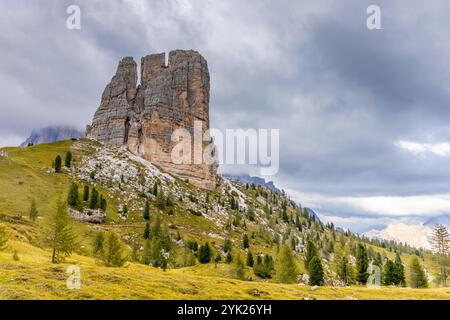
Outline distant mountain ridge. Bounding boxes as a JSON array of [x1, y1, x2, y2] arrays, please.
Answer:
[[363, 214, 450, 249], [423, 214, 450, 229], [222, 174, 280, 192], [20, 126, 84, 147]]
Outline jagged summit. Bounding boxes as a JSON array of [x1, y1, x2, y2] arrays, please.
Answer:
[[87, 50, 217, 189]]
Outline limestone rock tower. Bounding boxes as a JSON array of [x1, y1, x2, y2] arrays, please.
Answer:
[[87, 50, 218, 189]]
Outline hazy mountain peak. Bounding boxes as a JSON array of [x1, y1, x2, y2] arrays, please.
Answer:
[[20, 126, 84, 147]]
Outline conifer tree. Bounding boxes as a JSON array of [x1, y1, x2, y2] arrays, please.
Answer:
[[83, 185, 89, 202], [214, 253, 221, 267], [143, 222, 151, 240], [225, 251, 233, 264], [64, 151, 72, 168], [409, 256, 428, 288], [99, 195, 107, 211], [394, 252, 406, 286], [234, 253, 246, 279], [373, 252, 383, 268], [92, 232, 105, 257], [246, 251, 254, 267], [67, 183, 79, 208], [198, 241, 213, 264], [356, 243, 369, 284], [54, 155, 62, 173], [243, 233, 250, 249], [46, 201, 76, 263], [383, 259, 396, 285], [102, 232, 126, 267], [430, 224, 450, 287], [143, 201, 150, 220], [89, 188, 99, 209], [223, 239, 232, 253], [304, 240, 319, 272], [308, 256, 325, 286], [275, 245, 299, 283], [156, 190, 166, 210], [29, 199, 38, 221]]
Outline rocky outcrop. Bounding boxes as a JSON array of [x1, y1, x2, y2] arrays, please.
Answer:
[[87, 50, 217, 189], [68, 207, 106, 224]]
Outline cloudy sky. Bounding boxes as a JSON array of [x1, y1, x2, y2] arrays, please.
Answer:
[[2, 0, 450, 232]]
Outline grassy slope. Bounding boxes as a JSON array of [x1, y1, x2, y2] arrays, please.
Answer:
[[0, 140, 449, 300], [1, 239, 450, 300]]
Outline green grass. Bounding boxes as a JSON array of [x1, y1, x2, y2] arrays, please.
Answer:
[[1, 140, 450, 300], [1, 239, 450, 300]]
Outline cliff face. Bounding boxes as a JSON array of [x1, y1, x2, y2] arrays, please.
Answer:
[[87, 50, 218, 189]]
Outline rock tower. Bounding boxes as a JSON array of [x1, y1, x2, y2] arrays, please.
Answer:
[[87, 50, 218, 189]]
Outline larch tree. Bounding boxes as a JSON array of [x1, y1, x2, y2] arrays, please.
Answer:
[[430, 224, 450, 287], [29, 199, 38, 221], [45, 201, 76, 263], [275, 245, 299, 283], [409, 256, 428, 288]]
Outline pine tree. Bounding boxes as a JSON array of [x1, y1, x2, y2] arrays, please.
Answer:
[[64, 151, 72, 168], [67, 183, 79, 207], [383, 259, 396, 285], [304, 240, 319, 272], [275, 245, 299, 283], [308, 256, 325, 286], [29, 199, 38, 221], [373, 252, 383, 268], [356, 243, 369, 284], [338, 255, 351, 285], [99, 195, 107, 211], [152, 183, 158, 196], [143, 222, 151, 239], [393, 252, 406, 286], [234, 253, 246, 279], [156, 190, 166, 210], [225, 252, 233, 264], [46, 201, 76, 263], [0, 223, 8, 251], [143, 201, 150, 220], [83, 185, 89, 202], [142, 238, 161, 266], [214, 253, 222, 267], [253, 254, 273, 278], [223, 239, 232, 253], [409, 256, 428, 288], [198, 241, 213, 263], [246, 251, 254, 267], [92, 232, 105, 257], [102, 233, 126, 267], [54, 155, 62, 173], [89, 187, 99, 209], [430, 224, 450, 287], [243, 233, 250, 249]]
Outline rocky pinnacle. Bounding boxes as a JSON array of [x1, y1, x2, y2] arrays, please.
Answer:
[[86, 50, 218, 189]]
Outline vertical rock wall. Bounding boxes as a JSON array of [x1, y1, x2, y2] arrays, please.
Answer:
[[87, 50, 217, 189]]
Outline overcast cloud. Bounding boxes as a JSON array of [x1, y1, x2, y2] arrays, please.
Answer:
[[2, 0, 450, 232]]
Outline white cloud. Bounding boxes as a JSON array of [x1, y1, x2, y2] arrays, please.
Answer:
[[396, 140, 450, 156], [286, 190, 450, 217], [0, 135, 23, 147]]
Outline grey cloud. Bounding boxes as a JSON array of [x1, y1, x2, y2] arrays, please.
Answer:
[[3, 0, 450, 226]]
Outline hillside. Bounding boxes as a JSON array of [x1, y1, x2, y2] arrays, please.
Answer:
[[0, 139, 448, 299]]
